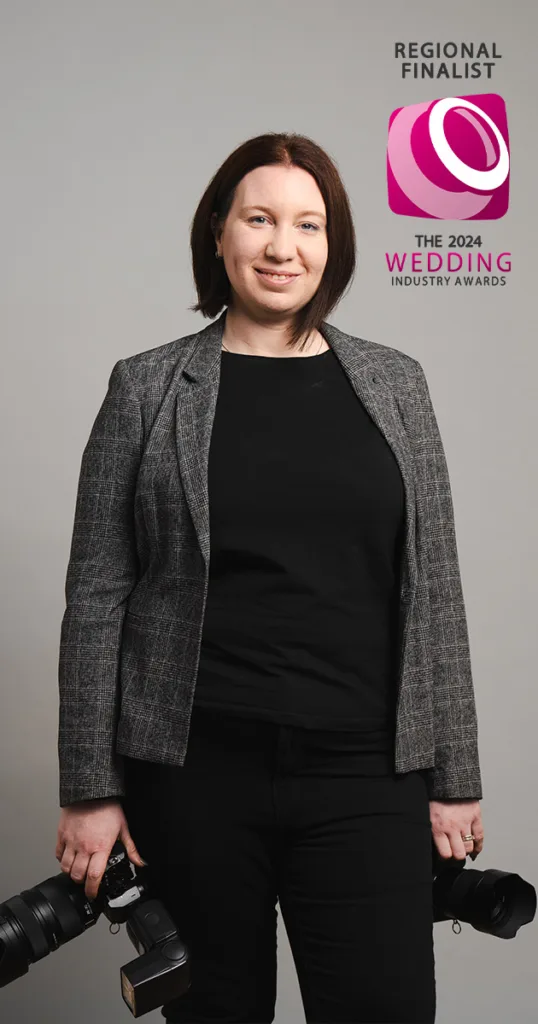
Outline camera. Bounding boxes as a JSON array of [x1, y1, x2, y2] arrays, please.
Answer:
[[431, 841, 536, 937], [0, 840, 190, 1017], [0, 840, 535, 1017]]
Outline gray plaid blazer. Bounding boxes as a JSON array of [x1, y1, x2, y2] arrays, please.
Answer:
[[57, 311, 483, 807]]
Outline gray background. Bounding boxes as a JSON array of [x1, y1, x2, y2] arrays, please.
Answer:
[[1, 1, 537, 1021]]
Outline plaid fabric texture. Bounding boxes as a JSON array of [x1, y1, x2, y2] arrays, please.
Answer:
[[57, 311, 482, 806]]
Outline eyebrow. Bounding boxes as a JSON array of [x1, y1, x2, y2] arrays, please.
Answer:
[[241, 205, 326, 223]]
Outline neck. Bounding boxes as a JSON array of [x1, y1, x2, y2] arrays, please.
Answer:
[[221, 306, 328, 357]]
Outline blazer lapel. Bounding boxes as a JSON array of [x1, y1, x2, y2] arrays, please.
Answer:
[[174, 314, 227, 569], [174, 311, 417, 601]]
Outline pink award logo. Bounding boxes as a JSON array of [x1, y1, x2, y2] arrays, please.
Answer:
[[387, 93, 510, 219]]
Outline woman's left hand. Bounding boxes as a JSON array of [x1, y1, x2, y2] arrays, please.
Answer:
[[429, 799, 484, 861]]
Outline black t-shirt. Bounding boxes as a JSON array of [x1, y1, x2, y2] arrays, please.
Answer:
[[193, 345, 405, 751]]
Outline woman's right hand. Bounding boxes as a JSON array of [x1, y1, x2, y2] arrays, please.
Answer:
[[55, 797, 147, 901]]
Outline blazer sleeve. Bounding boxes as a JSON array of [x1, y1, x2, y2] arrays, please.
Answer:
[[57, 359, 143, 807], [412, 360, 483, 802]]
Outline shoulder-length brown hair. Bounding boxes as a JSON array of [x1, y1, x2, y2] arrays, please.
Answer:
[[188, 132, 357, 351]]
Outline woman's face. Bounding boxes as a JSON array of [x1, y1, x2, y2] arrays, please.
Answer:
[[215, 164, 329, 320]]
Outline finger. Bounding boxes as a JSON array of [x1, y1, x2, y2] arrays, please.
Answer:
[[471, 839, 484, 859], [450, 829, 470, 860], [468, 817, 484, 858], [433, 832, 453, 859], [55, 838, 66, 861], [84, 851, 109, 901], [69, 851, 90, 886], [462, 838, 476, 857], [59, 848, 76, 874], [120, 828, 147, 867]]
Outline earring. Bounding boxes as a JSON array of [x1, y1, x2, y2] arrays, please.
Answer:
[[215, 250, 222, 258]]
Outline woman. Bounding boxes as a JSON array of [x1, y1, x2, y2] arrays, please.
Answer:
[[55, 132, 485, 1023]]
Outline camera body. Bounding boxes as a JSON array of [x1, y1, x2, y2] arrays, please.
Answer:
[[93, 841, 191, 1016]]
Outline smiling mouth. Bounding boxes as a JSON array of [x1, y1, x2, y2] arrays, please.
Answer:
[[255, 269, 300, 279]]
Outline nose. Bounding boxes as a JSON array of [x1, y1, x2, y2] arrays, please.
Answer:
[[264, 229, 299, 261]]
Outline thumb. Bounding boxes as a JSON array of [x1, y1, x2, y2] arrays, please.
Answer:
[[119, 825, 148, 867]]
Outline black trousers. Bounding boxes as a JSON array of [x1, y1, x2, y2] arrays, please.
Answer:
[[122, 706, 436, 1024]]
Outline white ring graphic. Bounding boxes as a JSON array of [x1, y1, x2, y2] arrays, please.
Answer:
[[429, 97, 509, 190]]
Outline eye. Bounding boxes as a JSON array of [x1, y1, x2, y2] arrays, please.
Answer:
[[248, 216, 319, 231]]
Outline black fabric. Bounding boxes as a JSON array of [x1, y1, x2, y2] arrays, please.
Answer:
[[193, 347, 406, 746], [122, 707, 436, 1024]]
